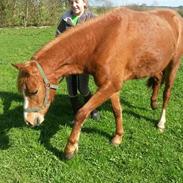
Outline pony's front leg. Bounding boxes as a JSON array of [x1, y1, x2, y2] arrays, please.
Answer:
[[110, 92, 124, 145], [64, 110, 88, 159], [64, 83, 117, 159]]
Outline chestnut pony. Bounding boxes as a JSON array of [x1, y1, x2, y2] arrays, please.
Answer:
[[13, 8, 183, 159]]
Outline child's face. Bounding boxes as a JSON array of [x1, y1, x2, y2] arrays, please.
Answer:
[[69, 0, 86, 16]]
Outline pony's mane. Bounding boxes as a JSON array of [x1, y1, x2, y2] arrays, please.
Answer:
[[33, 8, 124, 60]]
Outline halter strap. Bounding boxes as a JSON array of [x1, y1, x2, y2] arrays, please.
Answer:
[[35, 61, 58, 90], [24, 61, 61, 113]]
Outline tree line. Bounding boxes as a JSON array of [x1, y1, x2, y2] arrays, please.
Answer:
[[0, 0, 112, 27], [0, 0, 68, 27], [0, 0, 183, 28]]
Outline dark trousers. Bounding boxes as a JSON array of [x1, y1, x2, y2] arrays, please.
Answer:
[[66, 74, 99, 120], [66, 74, 91, 115], [66, 74, 90, 97]]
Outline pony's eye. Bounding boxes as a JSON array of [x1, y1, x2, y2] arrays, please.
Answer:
[[30, 90, 38, 95], [25, 89, 38, 96]]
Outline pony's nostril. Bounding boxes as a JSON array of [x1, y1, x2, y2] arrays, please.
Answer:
[[35, 117, 41, 126], [25, 120, 33, 127]]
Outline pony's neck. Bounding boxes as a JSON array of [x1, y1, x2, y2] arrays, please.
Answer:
[[32, 13, 111, 83], [33, 32, 92, 83], [33, 39, 88, 83]]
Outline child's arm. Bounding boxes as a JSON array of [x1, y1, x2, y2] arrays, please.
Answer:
[[55, 19, 66, 36]]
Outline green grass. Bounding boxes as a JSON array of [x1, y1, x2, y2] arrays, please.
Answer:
[[0, 27, 183, 183]]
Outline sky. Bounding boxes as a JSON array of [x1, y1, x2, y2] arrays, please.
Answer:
[[90, 0, 183, 7]]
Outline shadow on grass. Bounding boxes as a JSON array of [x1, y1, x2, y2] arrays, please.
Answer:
[[0, 91, 157, 160], [0, 91, 71, 158], [102, 99, 157, 125], [0, 92, 23, 149]]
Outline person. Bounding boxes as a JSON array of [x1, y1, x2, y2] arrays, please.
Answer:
[[56, 0, 100, 123]]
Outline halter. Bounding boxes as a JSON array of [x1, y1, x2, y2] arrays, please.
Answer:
[[24, 61, 61, 113]]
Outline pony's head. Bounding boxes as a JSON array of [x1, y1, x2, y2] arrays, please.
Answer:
[[12, 61, 57, 127]]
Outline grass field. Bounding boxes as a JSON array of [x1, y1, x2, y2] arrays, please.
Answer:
[[0, 27, 183, 183]]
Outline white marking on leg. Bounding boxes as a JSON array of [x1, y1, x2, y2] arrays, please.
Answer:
[[158, 109, 166, 130]]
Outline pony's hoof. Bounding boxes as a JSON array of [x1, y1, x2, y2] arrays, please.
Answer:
[[158, 127, 164, 133], [64, 152, 75, 160], [151, 101, 158, 110], [157, 124, 165, 133], [111, 135, 122, 146], [64, 143, 78, 160]]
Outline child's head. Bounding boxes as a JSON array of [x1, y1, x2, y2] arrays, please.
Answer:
[[68, 0, 88, 16]]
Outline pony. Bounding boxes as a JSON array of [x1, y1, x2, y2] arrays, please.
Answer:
[[13, 8, 183, 159]]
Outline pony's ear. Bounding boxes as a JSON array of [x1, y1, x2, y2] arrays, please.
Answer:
[[12, 63, 25, 70], [12, 62, 38, 75], [12, 63, 31, 77]]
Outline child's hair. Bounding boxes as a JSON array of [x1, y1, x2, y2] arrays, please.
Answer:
[[68, 0, 88, 9]]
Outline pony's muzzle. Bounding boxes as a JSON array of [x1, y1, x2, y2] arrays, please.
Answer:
[[25, 113, 44, 127]]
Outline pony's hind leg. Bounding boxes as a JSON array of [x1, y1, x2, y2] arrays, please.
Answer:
[[147, 72, 163, 110], [158, 59, 180, 132], [110, 92, 124, 145]]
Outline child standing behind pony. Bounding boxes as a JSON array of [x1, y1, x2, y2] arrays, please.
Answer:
[[56, 0, 100, 123]]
